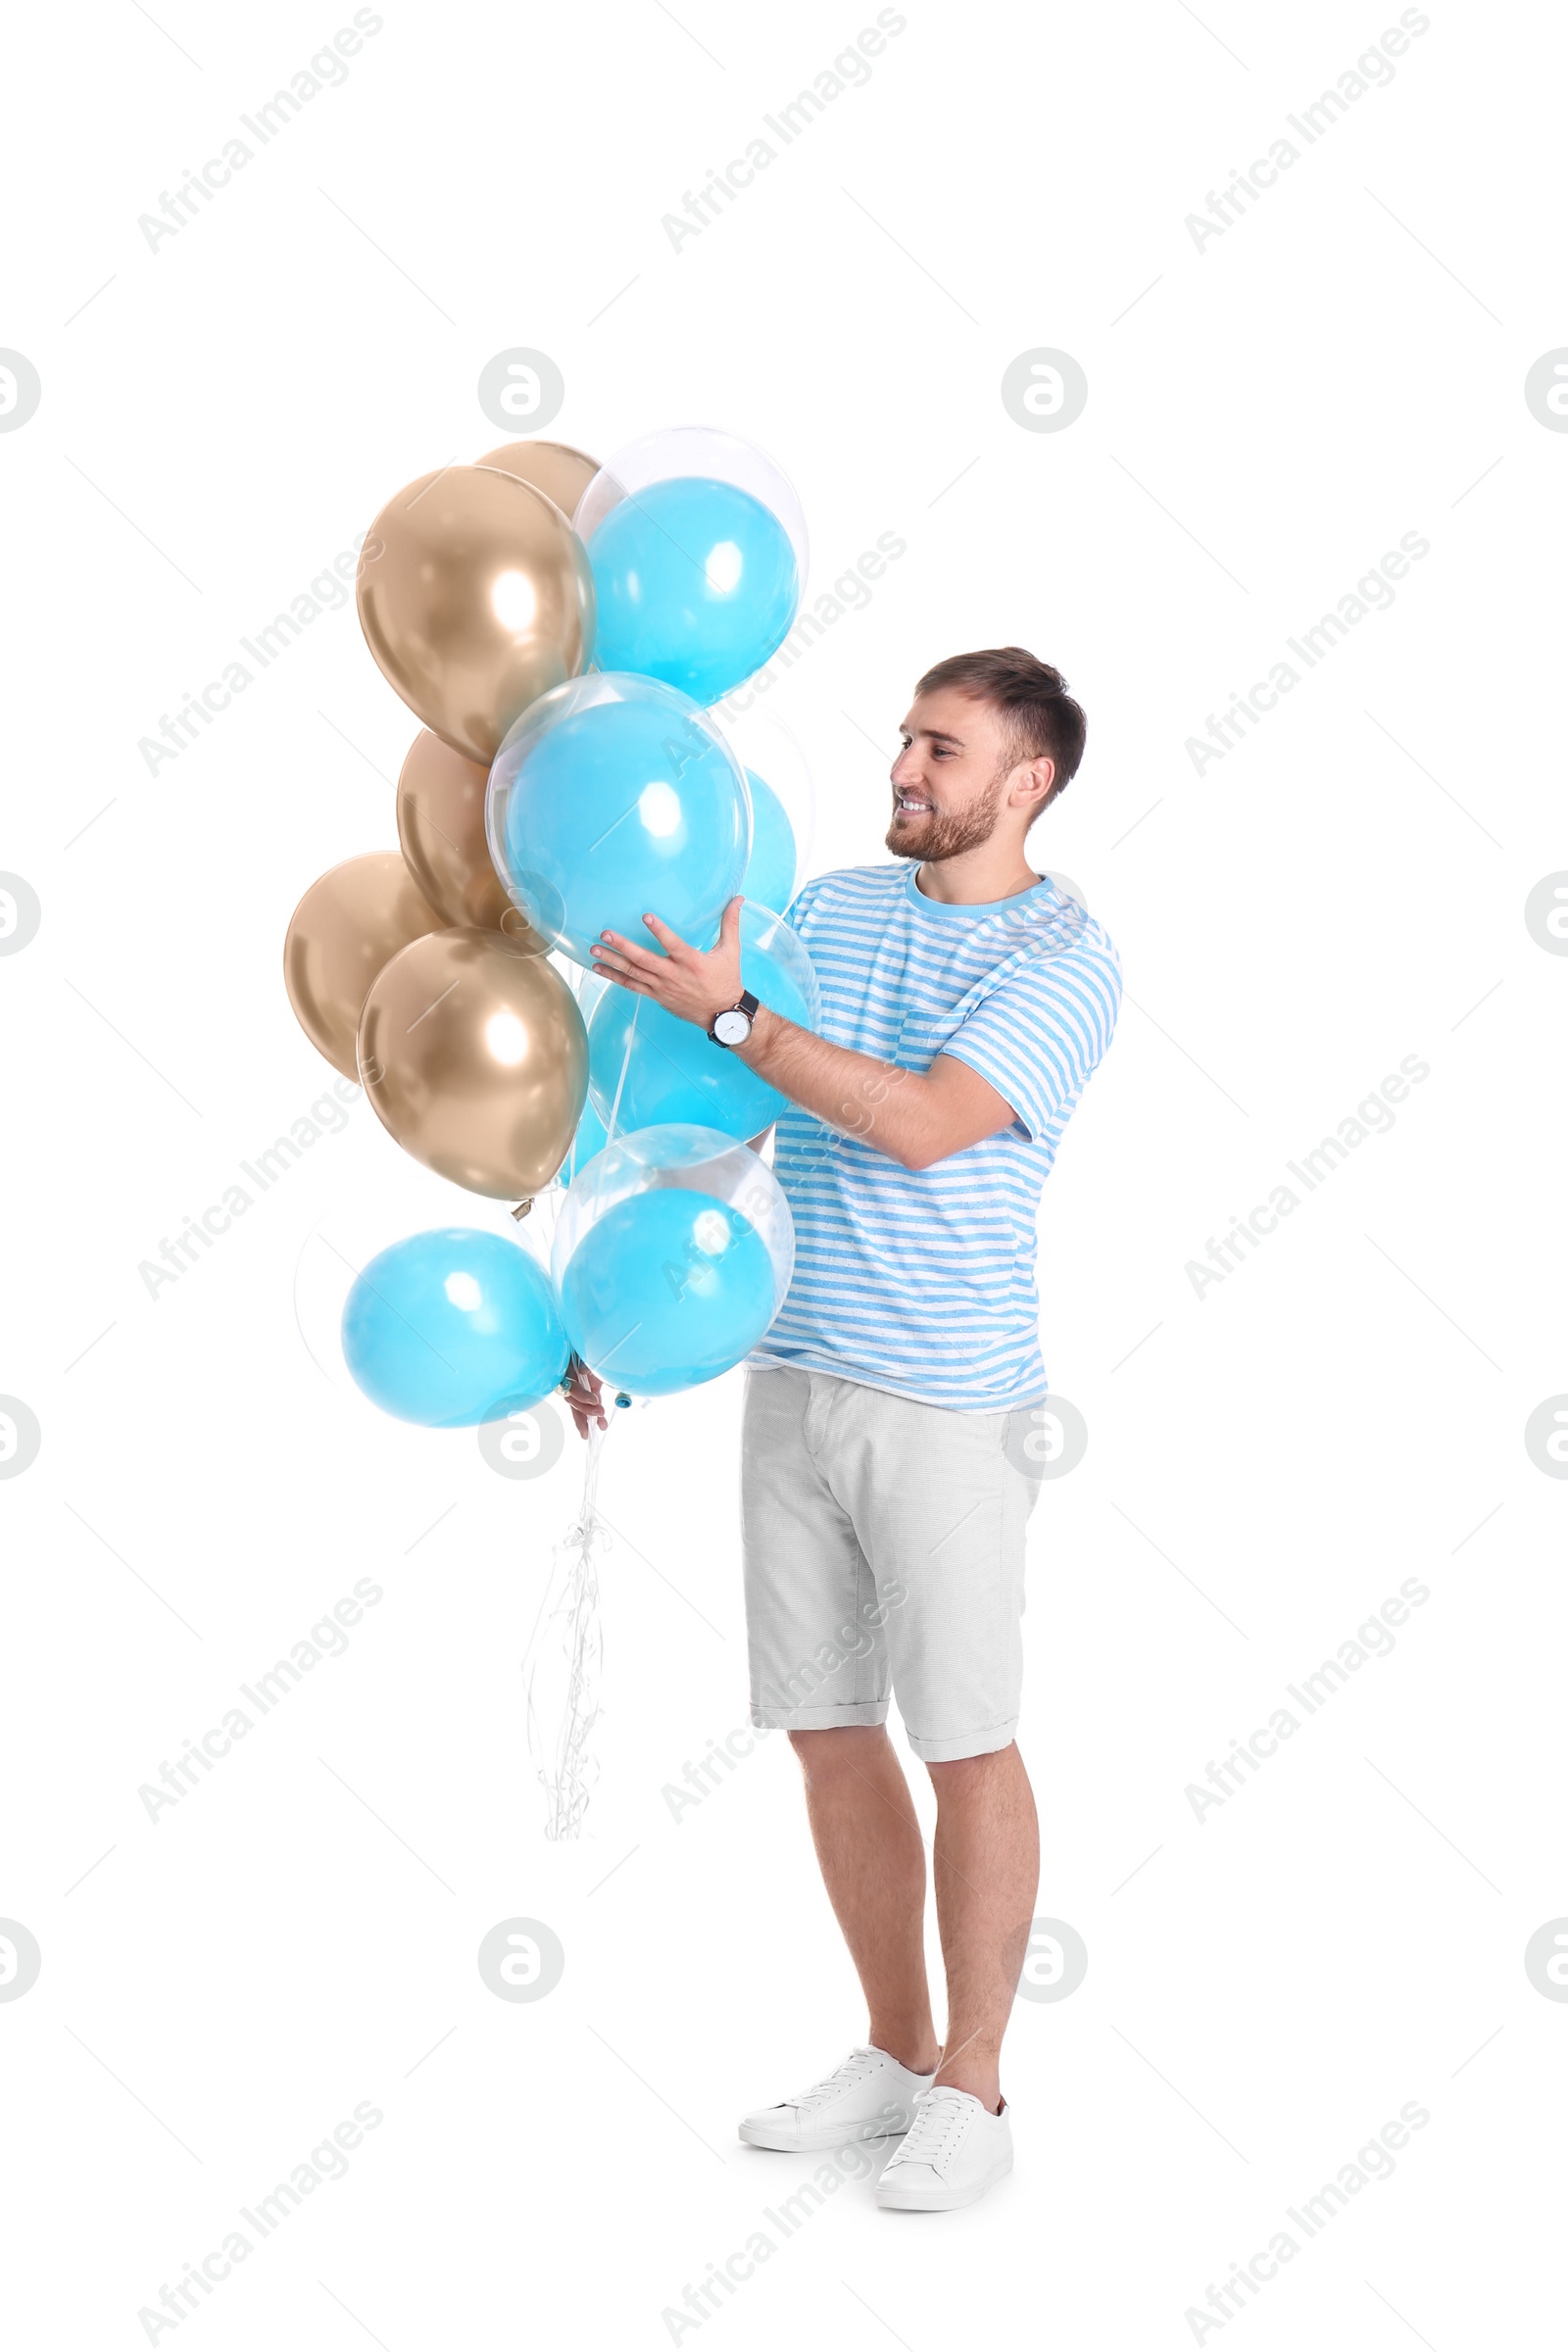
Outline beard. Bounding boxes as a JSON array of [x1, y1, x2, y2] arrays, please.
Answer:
[[885, 770, 1007, 862]]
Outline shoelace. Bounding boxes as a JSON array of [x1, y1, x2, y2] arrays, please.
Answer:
[[891, 2087, 971, 2169], [786, 2045, 879, 2112]]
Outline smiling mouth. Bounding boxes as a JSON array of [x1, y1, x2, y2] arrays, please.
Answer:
[[893, 793, 932, 815]]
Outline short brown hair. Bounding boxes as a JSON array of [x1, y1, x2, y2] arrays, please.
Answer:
[[914, 646, 1087, 804]]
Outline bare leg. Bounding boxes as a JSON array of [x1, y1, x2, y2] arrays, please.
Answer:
[[787, 1726, 941, 2076], [925, 1742, 1039, 2113]]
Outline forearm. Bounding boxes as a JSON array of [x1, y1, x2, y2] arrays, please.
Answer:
[[590, 904, 1017, 1168], [738, 1007, 927, 1164]]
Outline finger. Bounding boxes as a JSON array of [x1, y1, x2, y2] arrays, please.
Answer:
[[719, 896, 744, 952], [598, 928, 661, 974], [641, 911, 688, 954], [590, 948, 646, 982]]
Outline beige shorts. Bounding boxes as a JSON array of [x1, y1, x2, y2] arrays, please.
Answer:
[[739, 1366, 1044, 1763]]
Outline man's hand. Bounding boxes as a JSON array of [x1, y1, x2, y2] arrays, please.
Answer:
[[562, 1356, 607, 1439], [594, 893, 1018, 1170], [592, 897, 744, 1029]]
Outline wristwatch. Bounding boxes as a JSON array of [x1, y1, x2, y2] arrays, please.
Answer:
[[708, 990, 759, 1049]]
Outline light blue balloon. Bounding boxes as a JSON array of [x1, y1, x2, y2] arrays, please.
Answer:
[[491, 675, 750, 966], [739, 769, 798, 911], [557, 1189, 779, 1396], [567, 1095, 610, 1179], [587, 906, 818, 1139], [342, 1228, 568, 1428], [585, 477, 800, 705]]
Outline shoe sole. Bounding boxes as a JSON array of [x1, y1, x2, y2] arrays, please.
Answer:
[[874, 2152, 1013, 2211], [739, 2120, 910, 2153]]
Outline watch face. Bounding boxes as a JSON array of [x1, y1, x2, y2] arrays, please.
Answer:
[[713, 1007, 752, 1045]]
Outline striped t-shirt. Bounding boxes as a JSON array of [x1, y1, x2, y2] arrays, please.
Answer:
[[747, 862, 1122, 1410]]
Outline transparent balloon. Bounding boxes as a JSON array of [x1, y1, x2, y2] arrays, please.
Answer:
[[573, 428, 808, 706], [486, 671, 751, 966], [569, 962, 610, 1025], [574, 426, 809, 587], [552, 1125, 795, 1396], [587, 904, 819, 1140], [555, 961, 612, 1179], [714, 706, 815, 910], [564, 1092, 611, 1181]]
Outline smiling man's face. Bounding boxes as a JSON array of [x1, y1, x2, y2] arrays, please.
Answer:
[[886, 687, 1024, 862]]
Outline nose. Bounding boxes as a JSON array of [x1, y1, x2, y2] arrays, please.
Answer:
[[890, 740, 921, 786]]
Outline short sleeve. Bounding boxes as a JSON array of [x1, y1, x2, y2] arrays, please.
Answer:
[[937, 936, 1122, 1140], [781, 877, 817, 939]]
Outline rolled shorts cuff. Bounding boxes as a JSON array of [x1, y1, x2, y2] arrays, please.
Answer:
[[906, 1717, 1019, 1763], [750, 1699, 890, 1734]]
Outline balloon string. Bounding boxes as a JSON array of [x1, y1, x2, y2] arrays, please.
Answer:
[[522, 1413, 612, 1840], [564, 959, 590, 1185], [606, 995, 638, 1148], [521, 969, 633, 1836]]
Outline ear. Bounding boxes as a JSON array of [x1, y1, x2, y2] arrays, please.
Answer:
[[1013, 754, 1056, 811]]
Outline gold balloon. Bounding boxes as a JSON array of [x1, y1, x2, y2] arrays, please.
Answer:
[[475, 437, 601, 523], [283, 852, 444, 1082], [356, 465, 595, 767], [396, 727, 523, 934], [358, 928, 587, 1200], [474, 440, 599, 653]]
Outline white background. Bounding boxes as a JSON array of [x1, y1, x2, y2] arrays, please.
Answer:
[[3, 0, 1565, 2344]]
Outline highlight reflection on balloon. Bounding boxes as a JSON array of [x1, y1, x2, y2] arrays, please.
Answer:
[[552, 1125, 795, 1395], [356, 465, 595, 766], [584, 477, 798, 705], [358, 927, 587, 1200], [486, 672, 751, 966], [573, 425, 808, 579], [342, 1227, 569, 1427]]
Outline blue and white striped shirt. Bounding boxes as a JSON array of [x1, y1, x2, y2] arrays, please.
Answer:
[[748, 862, 1122, 1410]]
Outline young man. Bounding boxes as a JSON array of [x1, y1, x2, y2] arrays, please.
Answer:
[[587, 646, 1121, 2212]]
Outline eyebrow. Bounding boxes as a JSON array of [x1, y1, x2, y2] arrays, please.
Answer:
[[902, 725, 965, 747]]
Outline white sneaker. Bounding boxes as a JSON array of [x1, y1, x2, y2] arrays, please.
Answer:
[[739, 2044, 936, 2153], [874, 2085, 1013, 2210]]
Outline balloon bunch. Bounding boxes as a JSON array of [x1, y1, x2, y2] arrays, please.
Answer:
[[284, 424, 817, 1435]]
